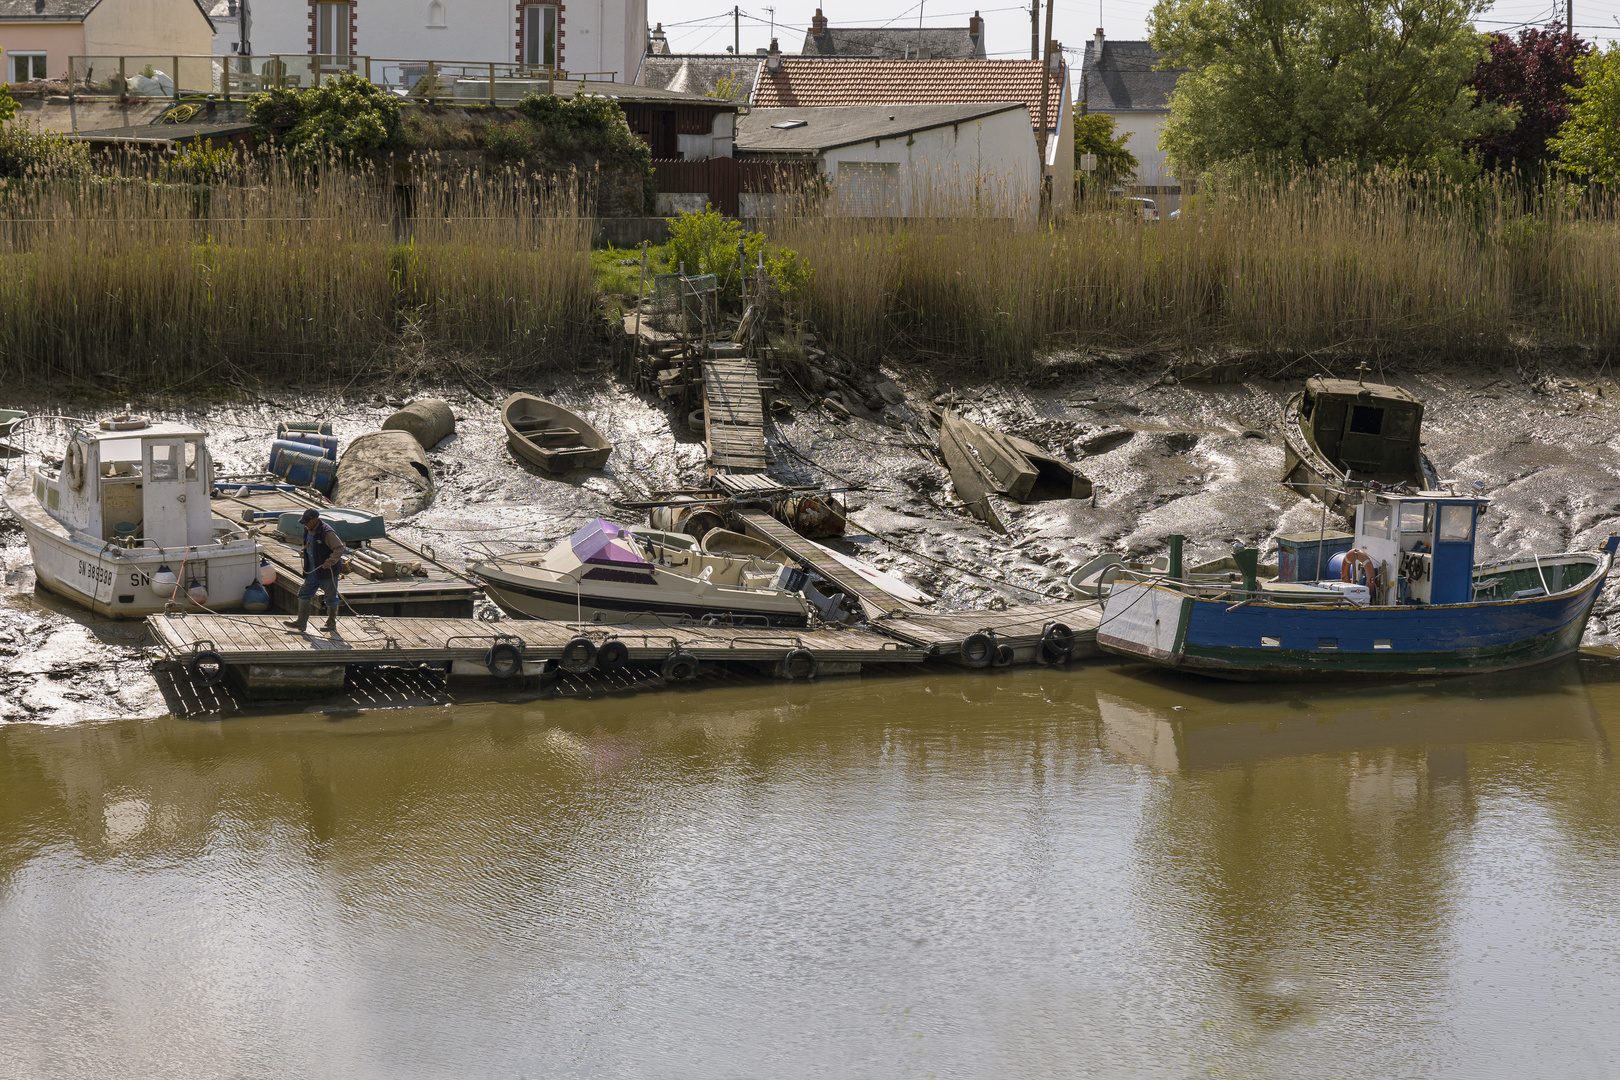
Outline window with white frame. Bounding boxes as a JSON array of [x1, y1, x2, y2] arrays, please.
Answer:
[[316, 2, 350, 57], [522, 4, 559, 67], [10, 53, 47, 82]]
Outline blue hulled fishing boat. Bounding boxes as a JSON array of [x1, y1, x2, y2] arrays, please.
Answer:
[[1098, 489, 1617, 680]]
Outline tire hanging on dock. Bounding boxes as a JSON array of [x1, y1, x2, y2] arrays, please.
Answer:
[[485, 641, 524, 679], [991, 641, 1016, 667], [960, 631, 995, 669], [777, 647, 817, 681], [187, 649, 226, 687], [559, 636, 597, 674], [1038, 622, 1074, 664], [595, 639, 629, 672], [661, 649, 700, 682]]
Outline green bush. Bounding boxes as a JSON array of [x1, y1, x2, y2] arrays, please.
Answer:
[[665, 207, 812, 305], [513, 90, 654, 209], [0, 86, 17, 125], [247, 73, 403, 159], [159, 139, 236, 184], [0, 122, 90, 180]]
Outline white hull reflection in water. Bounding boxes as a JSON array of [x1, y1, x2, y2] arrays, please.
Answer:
[[3, 662, 1620, 1078]]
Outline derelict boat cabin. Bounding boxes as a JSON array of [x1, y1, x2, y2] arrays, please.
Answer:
[[1282, 377, 1440, 514], [6, 418, 261, 617]]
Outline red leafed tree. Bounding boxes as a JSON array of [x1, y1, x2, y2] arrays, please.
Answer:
[[1469, 23, 1591, 170]]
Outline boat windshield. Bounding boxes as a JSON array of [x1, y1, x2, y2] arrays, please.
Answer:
[[568, 519, 650, 570]]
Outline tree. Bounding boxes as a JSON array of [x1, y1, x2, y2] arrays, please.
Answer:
[[0, 85, 17, 125], [1550, 44, 1620, 185], [1073, 110, 1138, 194], [1149, 0, 1509, 174], [1469, 23, 1589, 170]]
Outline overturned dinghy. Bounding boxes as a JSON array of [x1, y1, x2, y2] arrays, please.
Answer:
[[938, 409, 1091, 532], [331, 430, 434, 519], [502, 394, 612, 473]]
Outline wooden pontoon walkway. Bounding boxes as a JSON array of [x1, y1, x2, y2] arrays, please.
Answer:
[[734, 509, 929, 617], [212, 486, 479, 618], [873, 599, 1104, 665], [150, 613, 925, 672], [703, 357, 768, 472]]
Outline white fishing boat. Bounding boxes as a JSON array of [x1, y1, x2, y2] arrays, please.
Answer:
[[470, 518, 813, 626], [2, 415, 262, 617]]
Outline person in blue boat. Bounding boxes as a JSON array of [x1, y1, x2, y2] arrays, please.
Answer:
[[283, 507, 346, 634]]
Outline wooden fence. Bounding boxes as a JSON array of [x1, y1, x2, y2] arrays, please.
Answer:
[[651, 159, 816, 216]]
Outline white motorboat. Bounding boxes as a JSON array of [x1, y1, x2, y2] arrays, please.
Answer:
[[3, 415, 262, 618], [471, 518, 813, 627]]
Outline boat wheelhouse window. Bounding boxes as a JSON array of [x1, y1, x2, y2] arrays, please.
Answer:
[[1361, 500, 1392, 539], [183, 440, 200, 480], [1349, 405, 1384, 435], [1385, 409, 1416, 439], [1398, 503, 1431, 533], [101, 438, 142, 464], [149, 443, 179, 482], [1438, 504, 1473, 542], [1301, 395, 1314, 419]]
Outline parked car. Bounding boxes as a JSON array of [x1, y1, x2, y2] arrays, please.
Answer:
[[1126, 196, 1159, 222]]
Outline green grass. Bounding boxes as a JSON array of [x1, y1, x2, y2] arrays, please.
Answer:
[[592, 244, 668, 298]]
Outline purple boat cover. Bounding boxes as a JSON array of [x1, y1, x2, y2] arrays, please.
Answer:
[[569, 519, 650, 569]]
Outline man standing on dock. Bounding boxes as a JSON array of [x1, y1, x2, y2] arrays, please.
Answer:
[[283, 508, 345, 634]]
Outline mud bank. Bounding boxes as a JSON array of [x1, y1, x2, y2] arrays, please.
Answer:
[[5, 353, 1620, 724]]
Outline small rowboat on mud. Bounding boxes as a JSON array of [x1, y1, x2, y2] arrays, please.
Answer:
[[501, 394, 612, 473], [1281, 375, 1440, 517], [937, 409, 1091, 533]]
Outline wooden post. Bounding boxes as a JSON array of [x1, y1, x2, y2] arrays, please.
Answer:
[[631, 241, 650, 385], [173, 56, 180, 100], [489, 62, 496, 104], [119, 55, 127, 104], [427, 59, 436, 103], [1037, 2, 1056, 171]]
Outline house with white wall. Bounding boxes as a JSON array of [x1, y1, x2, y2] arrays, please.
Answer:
[[1077, 29, 1187, 209], [1, 0, 214, 83], [750, 52, 1071, 213], [244, 0, 644, 78], [736, 101, 1037, 220]]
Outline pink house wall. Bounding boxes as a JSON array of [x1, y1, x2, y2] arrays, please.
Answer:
[[1, 24, 86, 82]]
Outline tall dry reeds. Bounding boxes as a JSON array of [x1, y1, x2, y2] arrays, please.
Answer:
[[768, 166, 1620, 368], [0, 151, 595, 389]]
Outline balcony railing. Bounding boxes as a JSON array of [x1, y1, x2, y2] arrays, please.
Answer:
[[67, 54, 618, 105]]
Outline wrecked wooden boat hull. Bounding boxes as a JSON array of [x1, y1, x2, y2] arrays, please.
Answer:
[[937, 410, 1090, 532], [937, 410, 1007, 532], [1280, 380, 1439, 516]]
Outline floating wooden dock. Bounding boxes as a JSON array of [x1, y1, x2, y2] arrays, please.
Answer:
[[873, 599, 1103, 666], [703, 357, 768, 472], [735, 509, 928, 618], [149, 612, 925, 694], [212, 486, 479, 618]]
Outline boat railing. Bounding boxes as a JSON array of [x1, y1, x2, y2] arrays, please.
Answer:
[[4, 414, 90, 471], [1107, 567, 1367, 608]]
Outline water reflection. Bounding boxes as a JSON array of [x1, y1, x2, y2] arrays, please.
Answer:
[[3, 661, 1620, 1077]]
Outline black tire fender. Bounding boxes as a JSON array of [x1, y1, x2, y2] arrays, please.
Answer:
[[778, 647, 818, 681], [960, 631, 994, 668], [661, 649, 700, 682], [991, 642, 1016, 667], [596, 639, 629, 672], [559, 636, 597, 674], [486, 641, 524, 679], [187, 649, 225, 687], [1039, 622, 1074, 664]]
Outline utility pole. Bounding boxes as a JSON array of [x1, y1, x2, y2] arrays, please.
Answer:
[[734, 5, 740, 54], [1038, 0, 1057, 174], [1567, 0, 1573, 45], [917, 0, 925, 58], [1031, 0, 1039, 59]]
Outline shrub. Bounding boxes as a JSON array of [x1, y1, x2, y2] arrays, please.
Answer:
[[0, 86, 17, 125], [159, 139, 237, 184], [666, 206, 812, 305], [247, 73, 403, 159], [0, 122, 90, 180], [515, 90, 654, 209]]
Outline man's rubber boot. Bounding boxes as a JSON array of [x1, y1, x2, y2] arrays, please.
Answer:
[[321, 605, 339, 633], [282, 600, 312, 632]]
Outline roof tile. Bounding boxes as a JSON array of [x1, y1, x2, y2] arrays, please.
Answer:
[[752, 58, 1063, 130]]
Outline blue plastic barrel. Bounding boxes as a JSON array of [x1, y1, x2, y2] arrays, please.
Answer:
[[267, 435, 338, 468], [1325, 551, 1346, 580], [268, 445, 338, 491], [277, 421, 334, 437]]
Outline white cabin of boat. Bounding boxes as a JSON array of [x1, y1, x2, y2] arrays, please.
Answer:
[[1349, 491, 1486, 606], [33, 420, 222, 548]]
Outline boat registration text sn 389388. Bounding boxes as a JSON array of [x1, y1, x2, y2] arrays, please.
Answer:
[[76, 560, 115, 588]]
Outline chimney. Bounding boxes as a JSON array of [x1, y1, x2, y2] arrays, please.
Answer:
[[969, 10, 982, 40], [649, 22, 667, 55], [1094, 27, 1104, 60], [767, 37, 782, 72], [1049, 43, 1062, 73], [811, 8, 828, 35]]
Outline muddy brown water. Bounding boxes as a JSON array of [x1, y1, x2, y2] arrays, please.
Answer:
[[5, 661, 1620, 1077], [7, 364, 1620, 1073]]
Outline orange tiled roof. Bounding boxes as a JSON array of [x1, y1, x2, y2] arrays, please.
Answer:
[[752, 58, 1064, 130]]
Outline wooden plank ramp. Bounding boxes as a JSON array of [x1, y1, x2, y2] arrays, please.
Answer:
[[873, 599, 1105, 665], [734, 509, 929, 617], [213, 486, 480, 618], [149, 613, 926, 669], [703, 357, 768, 472]]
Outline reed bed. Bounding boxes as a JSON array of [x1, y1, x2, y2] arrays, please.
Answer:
[[0, 152, 595, 389], [768, 167, 1620, 368]]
